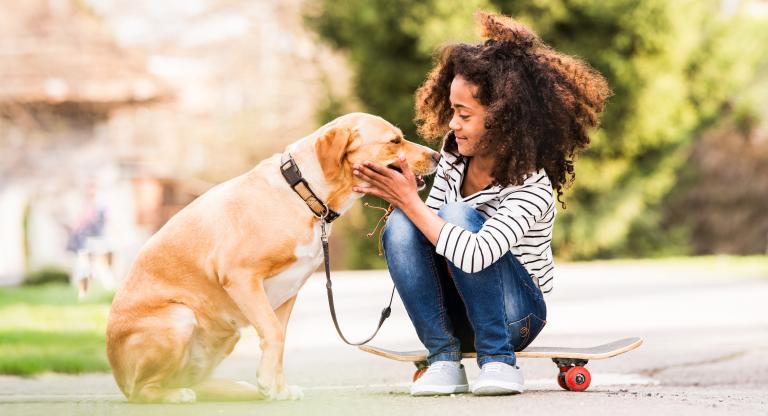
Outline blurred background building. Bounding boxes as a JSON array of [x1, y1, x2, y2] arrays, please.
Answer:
[[0, 0, 351, 284], [1, 0, 766, 286]]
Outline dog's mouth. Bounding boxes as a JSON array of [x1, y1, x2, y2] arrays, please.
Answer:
[[387, 163, 426, 190]]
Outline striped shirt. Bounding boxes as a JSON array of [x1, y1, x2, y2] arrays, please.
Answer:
[[426, 147, 556, 296]]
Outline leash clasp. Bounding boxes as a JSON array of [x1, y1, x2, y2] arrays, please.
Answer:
[[320, 216, 328, 243]]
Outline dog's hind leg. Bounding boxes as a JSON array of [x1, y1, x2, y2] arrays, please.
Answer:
[[124, 345, 200, 403], [114, 305, 202, 403]]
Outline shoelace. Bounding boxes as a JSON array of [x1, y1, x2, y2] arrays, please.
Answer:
[[426, 362, 458, 374], [483, 362, 520, 373], [483, 363, 504, 374]]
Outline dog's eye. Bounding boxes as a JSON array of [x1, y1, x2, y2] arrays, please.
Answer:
[[390, 138, 402, 144]]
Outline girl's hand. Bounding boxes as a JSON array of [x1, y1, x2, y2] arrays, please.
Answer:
[[352, 155, 421, 210]]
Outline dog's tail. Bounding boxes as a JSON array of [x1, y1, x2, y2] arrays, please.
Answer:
[[191, 379, 266, 401]]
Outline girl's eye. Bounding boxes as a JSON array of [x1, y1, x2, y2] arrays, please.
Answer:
[[459, 115, 470, 121]]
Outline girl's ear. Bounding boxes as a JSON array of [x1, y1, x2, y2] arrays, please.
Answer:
[[316, 126, 353, 180]]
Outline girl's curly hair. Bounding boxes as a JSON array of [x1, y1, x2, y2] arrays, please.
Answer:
[[415, 12, 611, 207]]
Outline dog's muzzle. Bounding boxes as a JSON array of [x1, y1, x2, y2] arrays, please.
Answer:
[[387, 164, 426, 190]]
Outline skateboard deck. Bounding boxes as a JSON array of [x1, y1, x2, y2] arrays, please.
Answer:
[[359, 337, 642, 391]]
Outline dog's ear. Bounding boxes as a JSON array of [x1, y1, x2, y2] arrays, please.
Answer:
[[316, 126, 354, 180]]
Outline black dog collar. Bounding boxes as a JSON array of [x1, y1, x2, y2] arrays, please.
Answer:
[[280, 152, 340, 223]]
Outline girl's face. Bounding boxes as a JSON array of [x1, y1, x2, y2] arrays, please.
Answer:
[[448, 75, 488, 157]]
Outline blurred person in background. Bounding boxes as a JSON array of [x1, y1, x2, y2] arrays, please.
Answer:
[[65, 180, 115, 299]]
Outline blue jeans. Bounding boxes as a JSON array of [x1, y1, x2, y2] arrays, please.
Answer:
[[382, 202, 547, 367]]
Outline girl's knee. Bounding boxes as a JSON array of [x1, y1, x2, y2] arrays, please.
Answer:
[[437, 203, 483, 230], [383, 209, 420, 247]]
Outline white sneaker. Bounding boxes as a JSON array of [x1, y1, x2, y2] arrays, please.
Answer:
[[471, 362, 525, 396], [410, 361, 469, 396]]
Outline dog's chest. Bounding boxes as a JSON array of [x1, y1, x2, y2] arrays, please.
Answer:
[[263, 222, 326, 309]]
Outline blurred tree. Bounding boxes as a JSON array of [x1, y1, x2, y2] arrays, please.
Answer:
[[306, 0, 493, 268], [496, 0, 768, 258], [306, 0, 768, 264]]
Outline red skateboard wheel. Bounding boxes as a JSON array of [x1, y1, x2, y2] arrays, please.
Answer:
[[564, 366, 591, 391], [557, 366, 570, 390]]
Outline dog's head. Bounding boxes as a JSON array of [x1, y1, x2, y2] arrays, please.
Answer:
[[315, 113, 439, 194]]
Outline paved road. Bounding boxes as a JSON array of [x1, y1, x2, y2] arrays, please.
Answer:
[[1, 261, 767, 415]]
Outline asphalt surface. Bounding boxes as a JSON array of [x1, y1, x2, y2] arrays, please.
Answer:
[[1, 261, 767, 415]]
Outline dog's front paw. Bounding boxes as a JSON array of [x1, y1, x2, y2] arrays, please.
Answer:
[[276, 385, 303, 401], [258, 381, 303, 401]]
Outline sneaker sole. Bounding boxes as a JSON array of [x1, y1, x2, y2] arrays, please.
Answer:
[[471, 380, 524, 396], [411, 384, 469, 396]]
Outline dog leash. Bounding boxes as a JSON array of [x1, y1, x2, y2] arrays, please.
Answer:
[[319, 215, 395, 346], [280, 150, 394, 345]]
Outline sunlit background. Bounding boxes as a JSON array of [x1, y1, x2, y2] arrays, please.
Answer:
[[0, 0, 767, 378]]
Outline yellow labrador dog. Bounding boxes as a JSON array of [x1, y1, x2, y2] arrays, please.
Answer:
[[106, 113, 439, 403]]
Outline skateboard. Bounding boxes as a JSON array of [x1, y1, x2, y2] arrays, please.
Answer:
[[359, 337, 642, 391]]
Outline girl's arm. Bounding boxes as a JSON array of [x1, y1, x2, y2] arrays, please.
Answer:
[[354, 159, 554, 273], [434, 185, 553, 273]]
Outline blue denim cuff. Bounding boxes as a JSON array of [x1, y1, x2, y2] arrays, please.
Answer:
[[427, 350, 463, 365], [477, 354, 517, 367]]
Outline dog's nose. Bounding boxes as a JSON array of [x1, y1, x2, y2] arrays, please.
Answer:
[[431, 152, 441, 164]]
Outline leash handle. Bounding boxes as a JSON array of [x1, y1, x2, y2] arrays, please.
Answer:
[[321, 220, 394, 346]]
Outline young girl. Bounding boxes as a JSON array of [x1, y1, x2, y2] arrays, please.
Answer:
[[352, 12, 609, 396]]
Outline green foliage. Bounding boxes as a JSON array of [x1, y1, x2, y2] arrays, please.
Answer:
[[23, 266, 70, 286], [307, 0, 768, 262], [307, 0, 486, 267], [308, 0, 433, 139], [497, 0, 768, 258]]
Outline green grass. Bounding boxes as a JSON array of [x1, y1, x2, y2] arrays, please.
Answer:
[[0, 330, 110, 375], [0, 283, 112, 376]]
